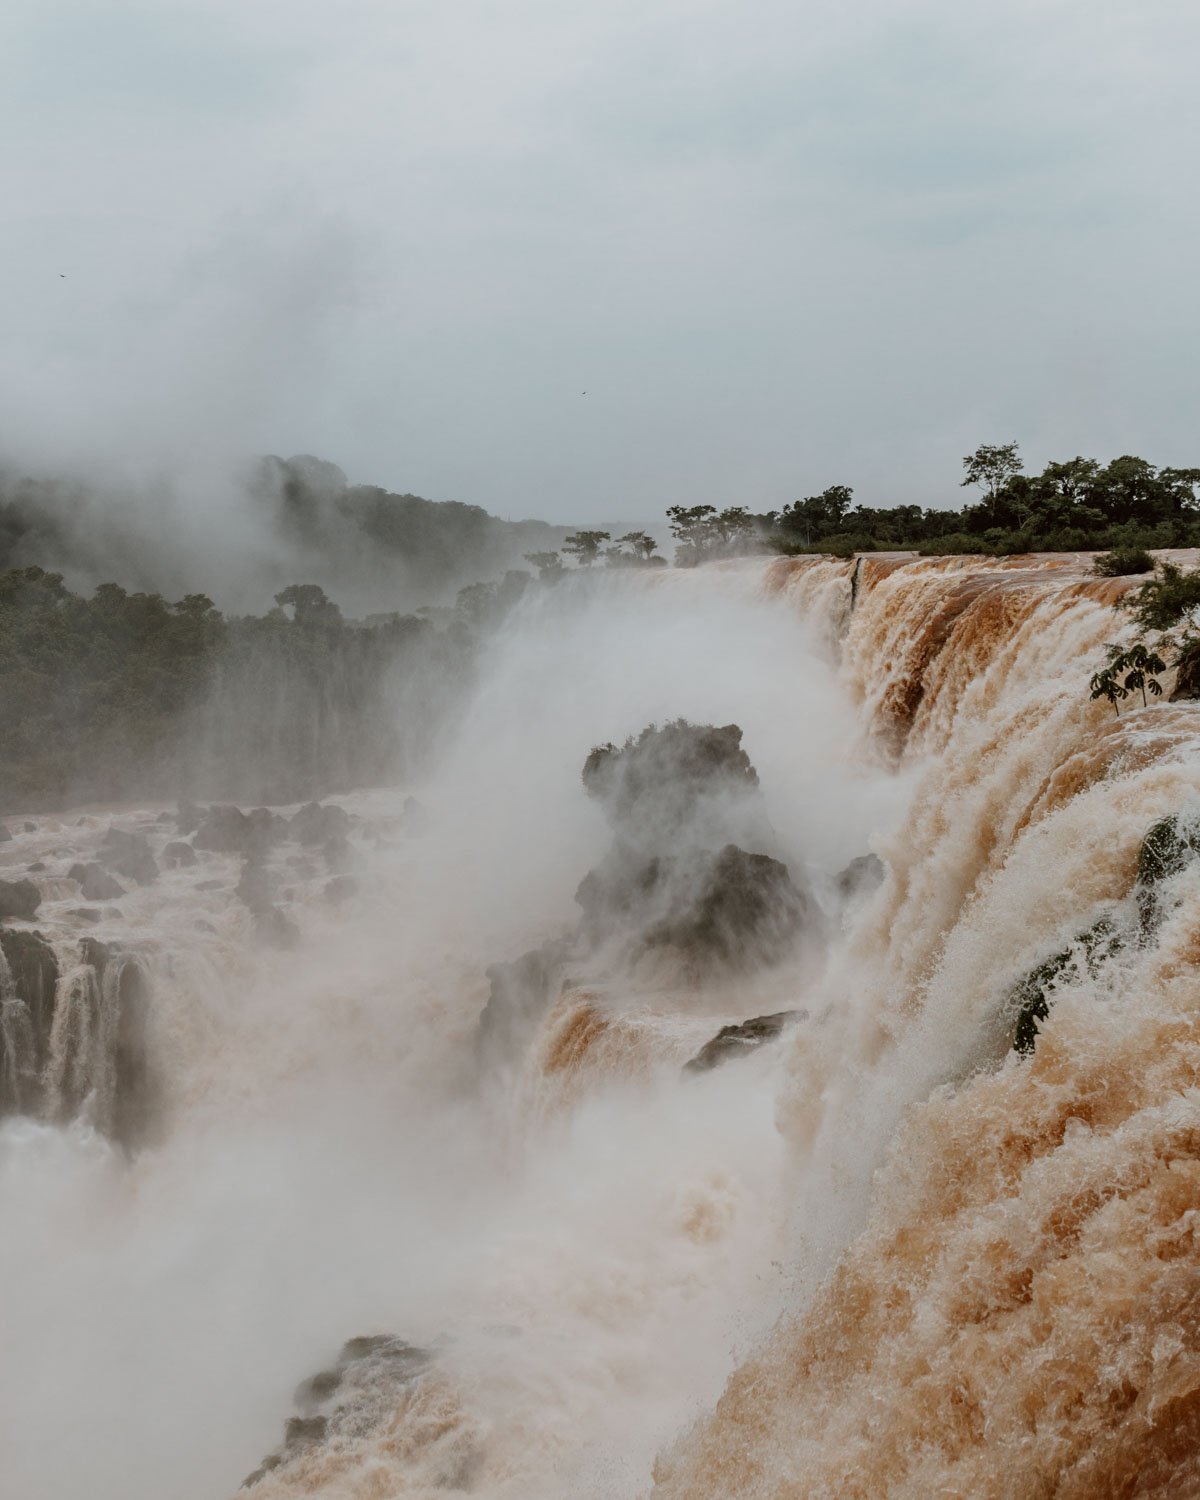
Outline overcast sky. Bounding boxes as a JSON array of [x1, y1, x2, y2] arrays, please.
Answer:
[[3, 0, 1198, 522]]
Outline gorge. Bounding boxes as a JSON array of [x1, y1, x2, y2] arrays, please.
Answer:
[[3, 552, 1199, 1498]]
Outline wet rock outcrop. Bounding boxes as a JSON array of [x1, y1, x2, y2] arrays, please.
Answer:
[[835, 852, 885, 903], [477, 940, 570, 1066], [577, 721, 814, 974], [67, 862, 125, 901], [0, 928, 59, 1113], [242, 1335, 444, 1491], [0, 878, 41, 921], [98, 828, 158, 885], [684, 1009, 807, 1073], [0, 927, 156, 1145], [478, 720, 816, 1062], [290, 801, 350, 848], [163, 840, 198, 868]]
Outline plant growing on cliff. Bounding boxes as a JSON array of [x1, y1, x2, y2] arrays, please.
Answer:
[[1125, 560, 1200, 631], [1089, 643, 1167, 715]]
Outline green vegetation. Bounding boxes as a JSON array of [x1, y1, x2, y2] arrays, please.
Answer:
[[1089, 643, 1167, 715], [758, 444, 1200, 558], [1125, 561, 1200, 632], [1093, 548, 1155, 577], [0, 567, 529, 811]]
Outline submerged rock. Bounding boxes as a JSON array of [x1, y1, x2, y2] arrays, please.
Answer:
[[835, 853, 885, 902], [0, 824, 11, 842], [290, 801, 350, 848], [1007, 917, 1122, 1055], [684, 1009, 807, 1073], [68, 863, 125, 901], [478, 941, 568, 1065], [323, 874, 359, 904], [99, 828, 158, 885], [193, 805, 279, 857], [162, 840, 197, 868], [243, 1335, 436, 1490], [0, 878, 41, 921], [176, 800, 204, 835], [1135, 814, 1200, 935], [1170, 641, 1200, 701]]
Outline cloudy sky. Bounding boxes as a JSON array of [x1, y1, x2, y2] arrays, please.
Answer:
[[3, 0, 1198, 522]]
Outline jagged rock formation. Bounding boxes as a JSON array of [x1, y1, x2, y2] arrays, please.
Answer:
[[67, 862, 125, 901], [478, 721, 815, 1062], [98, 827, 158, 884], [0, 877, 41, 920], [684, 1009, 807, 1073], [242, 1336, 452, 1491]]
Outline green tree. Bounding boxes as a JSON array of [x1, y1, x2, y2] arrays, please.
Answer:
[[561, 531, 611, 567], [524, 550, 564, 579], [1089, 642, 1167, 715], [961, 443, 1023, 522], [617, 530, 658, 561]]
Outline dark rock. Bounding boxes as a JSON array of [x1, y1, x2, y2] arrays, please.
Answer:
[[478, 941, 568, 1064], [1171, 641, 1200, 702], [23, 822, 35, 833], [0, 824, 10, 843], [684, 1009, 807, 1073], [244, 1335, 435, 1490], [192, 805, 252, 854], [156, 811, 173, 822], [1135, 815, 1200, 935], [323, 874, 359, 904], [68, 863, 125, 901], [26, 861, 46, 873], [290, 801, 350, 848], [835, 853, 885, 902], [321, 833, 363, 874], [103, 907, 122, 920], [283, 1415, 327, 1448], [294, 1368, 342, 1411], [0, 928, 59, 1113], [236, 858, 276, 915], [176, 800, 204, 836], [193, 919, 216, 933], [255, 905, 300, 950], [99, 828, 158, 885], [582, 720, 762, 845], [0, 878, 41, 921], [579, 844, 811, 973], [195, 879, 224, 891], [162, 841, 197, 868], [68, 908, 103, 923]]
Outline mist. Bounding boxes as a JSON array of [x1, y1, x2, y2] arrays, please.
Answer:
[[0, 563, 904, 1498]]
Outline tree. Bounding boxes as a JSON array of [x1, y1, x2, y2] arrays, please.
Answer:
[[561, 531, 610, 567], [1127, 562, 1200, 632], [1089, 643, 1167, 715], [524, 550, 564, 580], [617, 530, 658, 561], [777, 486, 853, 546], [961, 443, 1022, 522], [273, 583, 342, 625]]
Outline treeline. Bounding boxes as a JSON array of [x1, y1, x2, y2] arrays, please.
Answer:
[[640, 446, 1200, 563], [766, 445, 1200, 558], [0, 566, 534, 811]]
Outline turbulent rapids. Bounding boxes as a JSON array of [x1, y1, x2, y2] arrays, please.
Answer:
[[4, 553, 1200, 1499]]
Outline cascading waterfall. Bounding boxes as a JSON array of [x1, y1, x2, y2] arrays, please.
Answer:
[[2, 554, 1197, 1499]]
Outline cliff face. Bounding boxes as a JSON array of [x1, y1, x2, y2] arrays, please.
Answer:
[[653, 552, 1200, 1500]]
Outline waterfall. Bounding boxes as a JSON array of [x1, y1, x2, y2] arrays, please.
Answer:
[[3, 555, 1198, 1499]]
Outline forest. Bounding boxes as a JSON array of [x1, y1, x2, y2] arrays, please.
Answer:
[[0, 566, 531, 811]]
